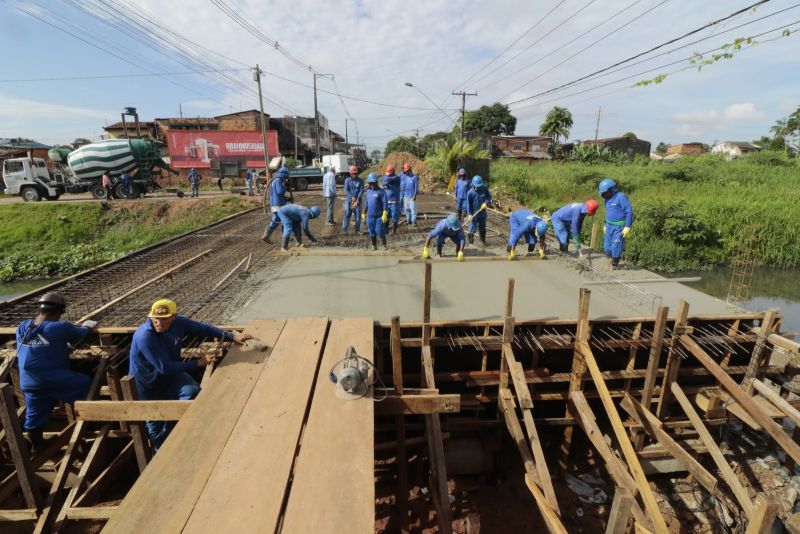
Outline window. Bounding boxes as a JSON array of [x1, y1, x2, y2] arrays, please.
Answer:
[[36, 160, 47, 168], [4, 161, 23, 174], [513, 144, 521, 151]]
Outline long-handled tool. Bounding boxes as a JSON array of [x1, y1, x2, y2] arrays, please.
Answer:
[[462, 204, 487, 228]]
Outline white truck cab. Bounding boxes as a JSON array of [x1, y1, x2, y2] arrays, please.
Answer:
[[321, 153, 353, 179], [2, 157, 65, 201]]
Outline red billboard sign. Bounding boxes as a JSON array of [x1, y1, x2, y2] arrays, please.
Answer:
[[167, 130, 279, 168]]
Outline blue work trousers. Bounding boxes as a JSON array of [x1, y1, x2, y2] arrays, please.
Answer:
[[137, 372, 200, 450], [191, 183, 200, 197], [604, 223, 625, 259], [326, 196, 335, 222], [436, 233, 461, 253], [387, 200, 401, 223], [23, 372, 91, 430], [552, 219, 571, 248], [246, 181, 254, 196], [456, 198, 468, 213], [343, 199, 361, 232], [469, 213, 487, 236], [404, 197, 417, 224], [267, 210, 282, 230], [366, 216, 385, 238]]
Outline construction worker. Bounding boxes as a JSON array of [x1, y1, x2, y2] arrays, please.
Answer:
[[16, 292, 97, 453], [278, 204, 322, 251], [400, 162, 419, 226], [362, 172, 389, 251], [507, 209, 549, 260], [465, 175, 491, 245], [382, 165, 402, 235], [119, 172, 133, 198], [102, 171, 114, 200], [342, 166, 363, 234], [244, 168, 256, 196], [599, 178, 634, 269], [423, 214, 466, 261], [261, 167, 292, 243], [552, 199, 598, 255], [322, 165, 337, 225], [129, 299, 252, 449], [188, 168, 201, 198], [454, 168, 470, 219]]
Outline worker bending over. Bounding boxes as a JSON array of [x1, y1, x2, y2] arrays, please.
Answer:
[[507, 209, 549, 260], [552, 199, 598, 255], [278, 204, 321, 251], [400, 163, 419, 226], [454, 168, 470, 219], [261, 167, 293, 243], [382, 165, 402, 235], [16, 293, 96, 453], [362, 173, 389, 251], [599, 178, 634, 269], [423, 214, 466, 261], [465, 175, 491, 245], [342, 166, 364, 234], [129, 299, 251, 449]]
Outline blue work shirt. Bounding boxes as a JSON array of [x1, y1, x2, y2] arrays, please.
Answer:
[[508, 209, 544, 247], [604, 191, 634, 227], [344, 176, 364, 201], [279, 204, 316, 238], [119, 173, 131, 185], [466, 186, 492, 216], [382, 173, 401, 202], [455, 177, 471, 200], [401, 172, 418, 198], [427, 219, 465, 245], [16, 320, 90, 391], [188, 170, 201, 184], [129, 316, 232, 389], [553, 202, 589, 237], [270, 176, 288, 207], [364, 187, 387, 217], [245, 170, 255, 183]]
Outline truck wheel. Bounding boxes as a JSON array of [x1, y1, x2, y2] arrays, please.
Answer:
[[295, 177, 308, 191], [90, 185, 107, 200], [21, 187, 42, 202]]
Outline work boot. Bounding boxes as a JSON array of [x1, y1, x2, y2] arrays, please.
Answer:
[[559, 243, 569, 253], [381, 237, 388, 251], [371, 237, 377, 251], [611, 258, 620, 270], [281, 236, 290, 252], [392, 222, 398, 235], [26, 427, 46, 455], [468, 233, 474, 245], [261, 226, 275, 244], [479, 228, 486, 245], [436, 248, 443, 258], [457, 209, 463, 220]]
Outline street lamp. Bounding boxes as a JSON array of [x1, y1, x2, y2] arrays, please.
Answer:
[[404, 82, 456, 124]]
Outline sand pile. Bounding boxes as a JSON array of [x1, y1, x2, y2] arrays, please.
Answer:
[[368, 152, 445, 193]]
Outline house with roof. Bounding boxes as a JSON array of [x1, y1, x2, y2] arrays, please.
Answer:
[[711, 141, 762, 160], [666, 143, 704, 156]]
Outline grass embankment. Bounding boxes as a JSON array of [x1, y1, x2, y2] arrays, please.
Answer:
[[0, 196, 258, 282], [490, 152, 800, 272]]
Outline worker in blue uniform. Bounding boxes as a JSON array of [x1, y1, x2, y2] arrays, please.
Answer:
[[599, 178, 634, 269], [507, 209, 549, 260], [422, 214, 466, 261], [454, 168, 470, 219], [362, 173, 389, 251], [244, 168, 256, 196], [119, 172, 133, 198], [465, 175, 492, 246], [129, 299, 251, 449], [261, 167, 293, 243], [400, 163, 419, 226], [277, 204, 321, 251], [552, 199, 598, 255], [16, 292, 96, 452], [382, 165, 402, 235], [342, 166, 364, 234], [188, 168, 201, 197]]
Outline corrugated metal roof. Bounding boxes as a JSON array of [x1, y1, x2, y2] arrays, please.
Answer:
[[0, 139, 51, 149]]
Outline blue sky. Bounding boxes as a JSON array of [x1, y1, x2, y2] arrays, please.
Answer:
[[0, 0, 798, 152]]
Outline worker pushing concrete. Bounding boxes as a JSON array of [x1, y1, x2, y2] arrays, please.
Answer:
[[322, 165, 337, 225], [16, 292, 97, 453], [362, 172, 389, 251], [454, 168, 470, 219], [261, 167, 293, 243], [423, 214, 466, 261], [342, 166, 363, 234], [465, 175, 491, 246], [382, 165, 402, 235], [277, 204, 322, 251], [400, 162, 419, 226], [599, 178, 634, 269], [129, 299, 252, 450], [507, 209, 549, 260], [552, 199, 598, 255]]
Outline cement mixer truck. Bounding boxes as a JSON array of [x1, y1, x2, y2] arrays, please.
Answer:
[[2, 138, 177, 201]]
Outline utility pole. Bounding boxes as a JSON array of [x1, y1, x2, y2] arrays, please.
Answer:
[[594, 106, 602, 141], [452, 90, 477, 140], [253, 64, 271, 179], [345, 118, 349, 145], [293, 116, 298, 162], [179, 104, 183, 118], [313, 74, 320, 162]]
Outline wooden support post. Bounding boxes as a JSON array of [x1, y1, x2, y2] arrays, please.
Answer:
[[0, 384, 41, 511], [605, 488, 633, 534], [635, 305, 668, 450], [656, 299, 689, 419], [744, 309, 778, 386], [578, 341, 670, 533], [390, 315, 409, 534], [681, 334, 800, 465], [623, 322, 642, 393], [744, 494, 780, 534], [505, 278, 515, 318], [105, 367, 129, 432], [422, 262, 432, 346], [590, 220, 599, 250], [670, 383, 753, 515], [753, 379, 800, 427], [120, 376, 152, 472], [560, 288, 591, 472]]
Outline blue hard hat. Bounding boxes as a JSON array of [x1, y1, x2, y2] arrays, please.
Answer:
[[277, 166, 289, 177], [367, 172, 378, 184], [598, 178, 617, 194], [472, 175, 484, 188], [446, 214, 460, 230], [309, 206, 321, 218], [536, 220, 549, 236], [458, 168, 466, 176]]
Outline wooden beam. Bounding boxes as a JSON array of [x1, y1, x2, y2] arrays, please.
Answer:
[[656, 299, 689, 419], [391, 316, 403, 394], [73, 442, 135, 508], [375, 394, 460, 415], [0, 384, 41, 511], [106, 367, 129, 432], [744, 309, 778, 385], [605, 487, 633, 534], [375, 433, 450, 452], [578, 341, 669, 533], [0, 509, 38, 521], [74, 400, 191, 421], [119, 376, 152, 473], [505, 278, 515, 318], [765, 332, 800, 355], [752, 379, 800, 427], [560, 288, 591, 471], [744, 494, 780, 534], [670, 383, 753, 515], [64, 506, 117, 520], [422, 262, 432, 345], [635, 305, 669, 450], [390, 315, 408, 534]]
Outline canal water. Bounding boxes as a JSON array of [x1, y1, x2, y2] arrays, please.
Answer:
[[0, 279, 52, 302]]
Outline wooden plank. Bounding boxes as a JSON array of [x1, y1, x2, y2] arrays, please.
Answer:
[[605, 487, 633, 534], [105, 367, 129, 432], [73, 400, 191, 421], [656, 299, 689, 419], [744, 494, 780, 534], [103, 319, 287, 534], [119, 376, 152, 473], [623, 322, 642, 393], [670, 383, 753, 515], [391, 315, 403, 394], [522, 473, 569, 534], [375, 394, 460, 415], [753, 379, 800, 427], [0, 509, 38, 521], [505, 350, 533, 410], [505, 278, 515, 318], [560, 288, 591, 471], [391, 315, 408, 533], [635, 305, 669, 450], [0, 384, 41, 510], [766, 332, 800, 354], [423, 262, 432, 345], [64, 506, 116, 520], [578, 340, 669, 533], [619, 393, 717, 493], [280, 318, 375, 534], [73, 443, 135, 508], [376, 433, 451, 452], [681, 334, 800, 465], [695, 392, 762, 431], [744, 309, 778, 385]]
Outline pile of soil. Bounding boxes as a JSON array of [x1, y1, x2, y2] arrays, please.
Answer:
[[369, 152, 445, 194]]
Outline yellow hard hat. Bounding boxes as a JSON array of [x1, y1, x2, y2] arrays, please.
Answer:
[[148, 299, 177, 318]]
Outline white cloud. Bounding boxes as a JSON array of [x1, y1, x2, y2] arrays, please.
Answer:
[[0, 93, 112, 121], [721, 103, 765, 121]]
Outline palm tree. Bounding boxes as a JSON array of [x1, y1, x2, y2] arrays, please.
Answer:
[[539, 106, 574, 148], [425, 134, 490, 189]]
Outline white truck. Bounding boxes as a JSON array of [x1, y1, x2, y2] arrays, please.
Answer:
[[1, 157, 69, 201]]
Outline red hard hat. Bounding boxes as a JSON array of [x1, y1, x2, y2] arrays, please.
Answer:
[[385, 165, 395, 174], [349, 165, 358, 173], [585, 199, 598, 216], [402, 163, 411, 172]]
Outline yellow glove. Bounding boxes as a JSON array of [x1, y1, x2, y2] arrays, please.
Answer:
[[422, 246, 430, 259], [622, 227, 631, 238], [603, 225, 607, 235], [466, 214, 473, 223], [480, 202, 487, 211], [457, 251, 465, 262], [539, 248, 546, 259], [361, 212, 366, 223], [381, 210, 388, 224], [508, 249, 516, 261]]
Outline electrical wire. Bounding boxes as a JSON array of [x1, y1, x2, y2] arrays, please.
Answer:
[[0, 68, 251, 83]]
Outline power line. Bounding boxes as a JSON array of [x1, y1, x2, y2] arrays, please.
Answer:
[[0, 69, 250, 83]]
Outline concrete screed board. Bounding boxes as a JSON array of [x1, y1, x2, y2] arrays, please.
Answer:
[[235, 255, 738, 322]]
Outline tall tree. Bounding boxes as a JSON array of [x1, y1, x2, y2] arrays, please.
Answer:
[[462, 103, 517, 135], [369, 149, 382, 162], [71, 138, 92, 150], [655, 142, 670, 154], [538, 106, 574, 147], [419, 132, 449, 158], [384, 135, 419, 157]]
